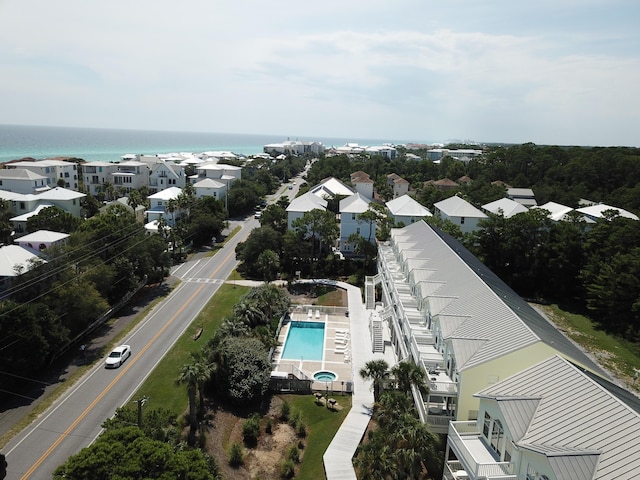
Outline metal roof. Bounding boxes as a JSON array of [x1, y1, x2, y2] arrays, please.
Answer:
[[477, 355, 640, 480]]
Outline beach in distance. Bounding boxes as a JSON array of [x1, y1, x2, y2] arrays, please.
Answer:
[[0, 124, 421, 164]]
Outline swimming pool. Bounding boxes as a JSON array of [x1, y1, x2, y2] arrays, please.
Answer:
[[281, 321, 325, 361]]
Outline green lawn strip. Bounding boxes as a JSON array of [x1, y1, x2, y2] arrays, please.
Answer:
[[315, 289, 344, 307], [539, 304, 640, 390], [130, 283, 250, 415], [286, 394, 352, 480]]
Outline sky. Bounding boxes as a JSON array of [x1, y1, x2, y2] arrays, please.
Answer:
[[1, 0, 639, 146]]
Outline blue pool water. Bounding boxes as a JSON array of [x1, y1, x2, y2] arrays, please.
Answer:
[[281, 321, 325, 361]]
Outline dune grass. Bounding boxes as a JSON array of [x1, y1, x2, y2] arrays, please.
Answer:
[[130, 283, 249, 414], [537, 303, 640, 392]]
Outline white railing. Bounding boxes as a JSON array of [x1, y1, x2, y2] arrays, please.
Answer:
[[448, 422, 516, 479]]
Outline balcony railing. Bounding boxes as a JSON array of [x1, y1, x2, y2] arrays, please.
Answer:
[[448, 421, 516, 479]]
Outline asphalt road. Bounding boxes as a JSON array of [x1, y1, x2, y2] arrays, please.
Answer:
[[1, 172, 305, 479]]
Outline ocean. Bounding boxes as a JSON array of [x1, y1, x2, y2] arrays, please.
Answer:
[[0, 124, 418, 164]]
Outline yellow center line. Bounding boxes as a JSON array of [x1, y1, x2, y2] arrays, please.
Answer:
[[21, 243, 241, 479]]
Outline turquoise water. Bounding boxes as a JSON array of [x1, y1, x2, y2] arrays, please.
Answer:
[[0, 124, 419, 164], [281, 321, 325, 361]]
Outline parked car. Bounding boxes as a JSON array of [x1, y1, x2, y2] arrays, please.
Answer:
[[105, 344, 131, 368], [254, 211, 262, 219]]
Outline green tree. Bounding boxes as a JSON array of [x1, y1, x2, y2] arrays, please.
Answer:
[[26, 205, 82, 233], [53, 426, 218, 480], [292, 209, 339, 275], [391, 360, 428, 397], [256, 249, 280, 282], [176, 361, 207, 446], [213, 336, 271, 405], [359, 359, 390, 402]]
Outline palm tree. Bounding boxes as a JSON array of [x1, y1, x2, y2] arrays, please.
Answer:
[[176, 362, 201, 445], [391, 360, 428, 397], [359, 359, 390, 402], [233, 299, 267, 328]]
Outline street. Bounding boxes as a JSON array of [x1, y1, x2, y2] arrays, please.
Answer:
[[2, 170, 305, 479]]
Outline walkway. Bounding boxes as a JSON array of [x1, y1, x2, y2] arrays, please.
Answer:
[[322, 280, 396, 480]]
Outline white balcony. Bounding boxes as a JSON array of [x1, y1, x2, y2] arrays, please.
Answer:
[[446, 421, 516, 480]]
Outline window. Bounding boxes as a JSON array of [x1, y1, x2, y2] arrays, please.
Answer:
[[92, 176, 99, 184], [504, 444, 511, 463], [352, 213, 356, 220], [64, 172, 69, 178], [483, 412, 491, 437], [460, 216, 465, 224], [491, 419, 504, 456]]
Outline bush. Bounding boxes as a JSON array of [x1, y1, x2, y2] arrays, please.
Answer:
[[280, 400, 291, 421], [280, 459, 295, 478], [265, 416, 273, 434], [243, 414, 261, 447], [228, 442, 244, 467], [287, 444, 300, 463]]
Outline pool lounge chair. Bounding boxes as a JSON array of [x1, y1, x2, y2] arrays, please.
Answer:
[[334, 345, 348, 353]]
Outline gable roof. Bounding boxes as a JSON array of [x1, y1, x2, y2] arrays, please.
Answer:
[[286, 191, 328, 213], [339, 192, 370, 214], [16, 230, 69, 244], [533, 201, 575, 221], [0, 169, 47, 180], [386, 195, 432, 217], [434, 195, 487, 219], [193, 178, 225, 189], [147, 186, 183, 200], [390, 221, 606, 374], [310, 177, 354, 199], [482, 198, 529, 218], [576, 203, 639, 221], [476, 355, 640, 480], [0, 245, 44, 277]]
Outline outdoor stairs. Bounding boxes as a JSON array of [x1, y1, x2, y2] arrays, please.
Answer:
[[370, 316, 384, 353], [365, 274, 379, 310]]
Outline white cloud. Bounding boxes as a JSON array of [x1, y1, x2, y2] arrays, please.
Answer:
[[0, 0, 638, 145]]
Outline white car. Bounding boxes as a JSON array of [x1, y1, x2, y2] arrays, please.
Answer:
[[105, 344, 131, 368]]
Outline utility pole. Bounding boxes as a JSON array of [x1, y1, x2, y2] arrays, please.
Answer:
[[134, 397, 148, 428]]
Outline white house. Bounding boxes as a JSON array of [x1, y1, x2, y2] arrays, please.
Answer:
[[350, 171, 374, 200], [434, 195, 488, 233], [145, 186, 183, 226], [192, 178, 227, 201], [576, 203, 639, 221], [112, 161, 150, 193], [82, 161, 120, 196], [5, 159, 80, 190], [481, 198, 529, 218], [532, 201, 575, 222], [194, 163, 242, 186], [263, 140, 325, 156], [309, 177, 355, 200], [15, 229, 69, 255], [386, 194, 432, 226], [387, 173, 410, 198], [339, 192, 374, 252], [147, 159, 186, 193], [0, 169, 50, 194], [286, 191, 328, 230], [445, 355, 640, 480], [507, 188, 537, 207], [0, 245, 44, 289]]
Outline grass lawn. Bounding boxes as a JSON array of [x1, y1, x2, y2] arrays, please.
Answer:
[[286, 394, 352, 480], [130, 283, 250, 414], [536, 303, 640, 393]]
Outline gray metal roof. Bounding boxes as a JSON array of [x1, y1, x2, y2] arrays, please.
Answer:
[[477, 355, 640, 480]]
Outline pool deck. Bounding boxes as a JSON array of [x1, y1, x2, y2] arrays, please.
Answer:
[[271, 280, 397, 480]]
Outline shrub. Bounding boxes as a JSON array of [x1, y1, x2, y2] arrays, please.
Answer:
[[265, 416, 273, 434], [280, 459, 295, 478], [242, 413, 261, 447], [280, 400, 291, 421], [287, 444, 300, 463], [228, 442, 244, 467]]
